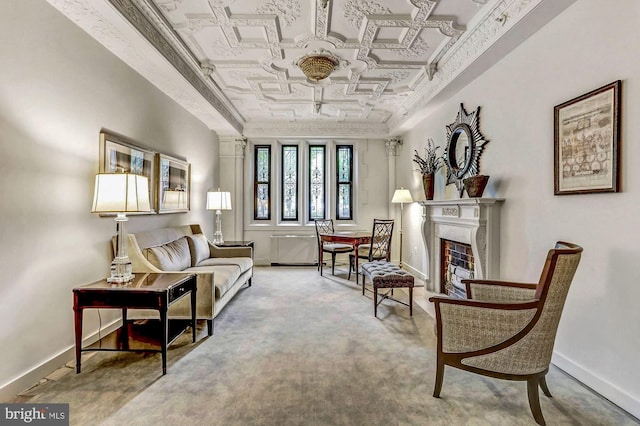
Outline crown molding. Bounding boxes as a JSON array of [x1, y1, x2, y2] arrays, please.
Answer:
[[389, 0, 577, 133], [242, 120, 389, 139], [46, 0, 244, 135]]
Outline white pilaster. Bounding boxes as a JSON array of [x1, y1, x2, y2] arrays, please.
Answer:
[[219, 136, 246, 241], [386, 137, 402, 264], [385, 137, 402, 218]]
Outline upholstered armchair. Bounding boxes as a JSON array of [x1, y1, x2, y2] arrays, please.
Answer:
[[429, 241, 583, 426]]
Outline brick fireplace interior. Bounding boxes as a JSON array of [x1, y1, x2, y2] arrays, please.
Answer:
[[440, 239, 475, 298]]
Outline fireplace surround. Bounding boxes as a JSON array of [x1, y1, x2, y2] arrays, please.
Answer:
[[420, 198, 504, 294]]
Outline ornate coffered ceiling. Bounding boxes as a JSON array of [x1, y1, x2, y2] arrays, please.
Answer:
[[47, 0, 575, 137]]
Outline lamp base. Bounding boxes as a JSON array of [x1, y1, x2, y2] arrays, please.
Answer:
[[107, 257, 134, 283], [108, 213, 134, 283], [213, 209, 224, 245]]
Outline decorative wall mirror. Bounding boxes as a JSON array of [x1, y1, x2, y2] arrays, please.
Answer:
[[444, 104, 489, 196]]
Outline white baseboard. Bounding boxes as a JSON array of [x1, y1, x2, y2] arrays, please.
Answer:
[[552, 351, 640, 420], [401, 262, 427, 287], [0, 319, 121, 402]]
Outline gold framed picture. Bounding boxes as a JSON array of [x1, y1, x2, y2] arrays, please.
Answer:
[[157, 153, 190, 213], [99, 130, 156, 213]]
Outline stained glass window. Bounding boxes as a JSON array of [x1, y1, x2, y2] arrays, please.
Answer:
[[254, 145, 271, 220], [282, 145, 298, 221], [309, 145, 325, 220], [336, 145, 353, 220]]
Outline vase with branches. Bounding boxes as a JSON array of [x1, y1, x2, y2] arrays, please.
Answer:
[[413, 138, 443, 200]]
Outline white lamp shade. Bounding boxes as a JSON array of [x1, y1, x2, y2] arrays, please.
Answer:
[[391, 188, 414, 204], [206, 190, 232, 211], [92, 173, 151, 213]]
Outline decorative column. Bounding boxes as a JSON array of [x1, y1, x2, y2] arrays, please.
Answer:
[[233, 137, 247, 241], [218, 136, 246, 241], [385, 137, 402, 264], [420, 203, 433, 290], [385, 137, 402, 219]]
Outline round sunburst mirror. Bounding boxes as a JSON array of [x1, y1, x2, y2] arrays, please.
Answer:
[[444, 104, 489, 196]]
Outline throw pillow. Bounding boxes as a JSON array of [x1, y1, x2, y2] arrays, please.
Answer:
[[187, 233, 211, 266], [146, 237, 191, 271]]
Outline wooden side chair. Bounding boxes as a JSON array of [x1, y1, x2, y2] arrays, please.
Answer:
[[429, 241, 583, 425], [314, 219, 354, 276], [348, 219, 394, 281]]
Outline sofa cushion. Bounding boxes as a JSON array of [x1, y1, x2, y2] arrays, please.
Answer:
[[185, 265, 241, 298], [134, 225, 194, 250], [145, 237, 191, 271], [195, 257, 253, 273], [186, 233, 210, 267]]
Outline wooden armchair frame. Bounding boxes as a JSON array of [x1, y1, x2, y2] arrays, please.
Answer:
[[314, 219, 354, 276], [347, 219, 394, 281], [429, 242, 583, 425]]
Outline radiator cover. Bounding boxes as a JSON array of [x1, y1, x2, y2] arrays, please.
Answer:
[[270, 235, 317, 266]]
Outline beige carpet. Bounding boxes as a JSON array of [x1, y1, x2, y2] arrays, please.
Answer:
[[12, 266, 638, 425]]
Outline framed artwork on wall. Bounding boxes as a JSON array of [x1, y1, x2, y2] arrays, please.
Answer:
[[99, 130, 156, 213], [157, 153, 190, 213], [554, 80, 621, 195]]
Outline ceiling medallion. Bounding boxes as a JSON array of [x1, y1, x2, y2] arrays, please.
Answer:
[[296, 49, 342, 82]]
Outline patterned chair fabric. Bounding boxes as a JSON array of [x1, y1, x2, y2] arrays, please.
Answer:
[[314, 219, 354, 276], [348, 219, 394, 281], [429, 241, 583, 426]]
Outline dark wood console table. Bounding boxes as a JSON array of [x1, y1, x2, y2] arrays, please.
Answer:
[[73, 273, 196, 375]]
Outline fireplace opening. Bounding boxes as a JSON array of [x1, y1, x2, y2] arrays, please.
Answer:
[[440, 239, 474, 298]]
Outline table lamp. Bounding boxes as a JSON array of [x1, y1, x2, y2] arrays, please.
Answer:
[[391, 187, 414, 268], [92, 173, 151, 283], [207, 188, 232, 244]]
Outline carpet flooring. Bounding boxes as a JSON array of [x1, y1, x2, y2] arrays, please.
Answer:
[[12, 266, 638, 425]]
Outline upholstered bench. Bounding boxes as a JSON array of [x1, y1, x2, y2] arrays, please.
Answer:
[[361, 260, 414, 317]]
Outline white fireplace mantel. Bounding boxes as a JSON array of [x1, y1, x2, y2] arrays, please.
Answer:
[[419, 198, 504, 293]]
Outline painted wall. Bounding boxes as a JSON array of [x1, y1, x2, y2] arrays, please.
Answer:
[[398, 0, 639, 417], [0, 0, 219, 398]]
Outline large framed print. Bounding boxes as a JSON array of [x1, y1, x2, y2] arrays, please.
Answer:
[[157, 153, 190, 213], [554, 80, 621, 195], [99, 130, 156, 213]]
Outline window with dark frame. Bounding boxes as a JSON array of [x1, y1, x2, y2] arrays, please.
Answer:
[[309, 145, 326, 221], [254, 145, 271, 220], [336, 145, 353, 220], [281, 145, 298, 221]]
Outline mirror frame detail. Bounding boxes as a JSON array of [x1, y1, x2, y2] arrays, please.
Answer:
[[444, 103, 489, 196]]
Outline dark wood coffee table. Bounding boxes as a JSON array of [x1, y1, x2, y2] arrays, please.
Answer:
[[73, 273, 196, 375]]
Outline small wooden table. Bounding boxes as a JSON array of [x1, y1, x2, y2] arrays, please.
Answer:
[[73, 273, 196, 375], [319, 232, 371, 278], [215, 240, 254, 249]]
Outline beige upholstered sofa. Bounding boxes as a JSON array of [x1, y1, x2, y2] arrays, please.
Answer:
[[125, 224, 253, 335]]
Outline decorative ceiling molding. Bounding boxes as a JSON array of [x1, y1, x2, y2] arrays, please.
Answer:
[[388, 0, 565, 132], [46, 0, 242, 135], [141, 0, 468, 129], [48, 0, 576, 138], [242, 120, 389, 139], [112, 0, 244, 131], [256, 0, 301, 27]]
